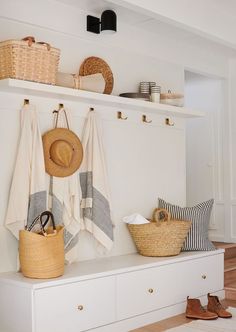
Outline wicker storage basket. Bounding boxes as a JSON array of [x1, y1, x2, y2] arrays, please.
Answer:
[[19, 225, 65, 279], [0, 36, 60, 84], [128, 209, 191, 257]]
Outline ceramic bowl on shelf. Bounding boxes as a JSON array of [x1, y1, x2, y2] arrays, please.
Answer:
[[160, 92, 184, 107], [119, 92, 150, 101], [160, 99, 184, 107]]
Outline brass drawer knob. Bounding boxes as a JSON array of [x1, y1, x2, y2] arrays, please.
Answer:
[[202, 275, 207, 279], [77, 305, 84, 311], [148, 288, 154, 293]]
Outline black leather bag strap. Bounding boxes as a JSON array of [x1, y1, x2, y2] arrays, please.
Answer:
[[40, 211, 56, 235]]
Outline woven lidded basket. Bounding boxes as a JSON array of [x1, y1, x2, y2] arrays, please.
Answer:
[[128, 209, 191, 257], [0, 36, 60, 85], [19, 226, 64, 279]]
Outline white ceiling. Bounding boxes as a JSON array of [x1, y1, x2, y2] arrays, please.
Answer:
[[56, 0, 236, 24], [211, 0, 236, 16], [55, 0, 153, 25], [55, 0, 236, 55], [138, 16, 236, 57], [54, 0, 111, 12]]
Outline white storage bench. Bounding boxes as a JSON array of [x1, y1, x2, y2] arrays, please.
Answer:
[[0, 249, 224, 332]]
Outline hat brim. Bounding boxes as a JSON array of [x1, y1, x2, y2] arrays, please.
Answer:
[[43, 128, 83, 177]]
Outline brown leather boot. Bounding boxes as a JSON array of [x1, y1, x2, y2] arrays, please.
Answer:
[[186, 297, 218, 320], [207, 293, 232, 318]]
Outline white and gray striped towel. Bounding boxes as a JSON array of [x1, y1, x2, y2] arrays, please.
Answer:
[[48, 109, 82, 263], [5, 105, 47, 238], [80, 110, 114, 251]]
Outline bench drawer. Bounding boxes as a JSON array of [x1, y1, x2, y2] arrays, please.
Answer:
[[34, 276, 116, 332], [117, 253, 224, 320]]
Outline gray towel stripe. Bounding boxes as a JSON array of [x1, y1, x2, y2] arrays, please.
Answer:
[[92, 187, 113, 240], [51, 193, 76, 248], [27, 191, 47, 228], [28, 189, 77, 250], [51, 194, 63, 226], [64, 229, 74, 248], [65, 234, 79, 253], [80, 171, 93, 199], [80, 171, 113, 241]]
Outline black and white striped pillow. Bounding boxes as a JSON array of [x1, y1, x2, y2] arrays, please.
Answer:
[[158, 198, 215, 251]]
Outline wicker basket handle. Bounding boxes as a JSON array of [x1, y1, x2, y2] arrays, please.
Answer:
[[36, 41, 51, 51], [152, 208, 171, 223], [21, 37, 51, 51], [40, 211, 57, 236], [22, 36, 35, 46]]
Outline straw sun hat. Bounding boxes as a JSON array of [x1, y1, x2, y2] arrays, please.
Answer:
[[42, 127, 83, 177]]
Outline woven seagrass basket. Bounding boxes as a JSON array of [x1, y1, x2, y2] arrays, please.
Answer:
[[19, 226, 64, 279], [0, 36, 60, 85], [128, 209, 191, 257]]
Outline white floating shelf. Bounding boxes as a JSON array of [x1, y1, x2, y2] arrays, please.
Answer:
[[0, 79, 204, 118]]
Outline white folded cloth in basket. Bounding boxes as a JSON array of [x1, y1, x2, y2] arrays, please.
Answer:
[[122, 213, 150, 225]]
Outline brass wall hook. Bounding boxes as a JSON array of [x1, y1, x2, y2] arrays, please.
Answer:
[[53, 103, 64, 114], [117, 111, 128, 120], [142, 114, 152, 123], [165, 118, 175, 126], [24, 99, 29, 105]]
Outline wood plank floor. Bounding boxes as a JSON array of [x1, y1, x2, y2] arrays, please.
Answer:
[[131, 299, 236, 332], [214, 242, 236, 249], [225, 257, 236, 271]]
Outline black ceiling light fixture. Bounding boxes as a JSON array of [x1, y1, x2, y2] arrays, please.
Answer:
[[87, 10, 117, 34]]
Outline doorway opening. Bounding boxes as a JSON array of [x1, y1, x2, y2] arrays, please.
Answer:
[[184, 70, 225, 242]]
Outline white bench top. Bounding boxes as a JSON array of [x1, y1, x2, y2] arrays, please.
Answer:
[[0, 249, 224, 290]]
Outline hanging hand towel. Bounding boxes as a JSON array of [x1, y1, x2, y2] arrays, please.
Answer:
[[80, 111, 114, 251], [5, 105, 46, 238], [47, 109, 82, 263]]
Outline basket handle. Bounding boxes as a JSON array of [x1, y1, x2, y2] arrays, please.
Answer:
[[40, 211, 57, 236], [36, 41, 51, 51], [21, 37, 51, 51], [22, 36, 35, 46], [152, 208, 171, 223]]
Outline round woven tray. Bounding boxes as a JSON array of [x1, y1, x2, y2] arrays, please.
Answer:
[[79, 56, 114, 94]]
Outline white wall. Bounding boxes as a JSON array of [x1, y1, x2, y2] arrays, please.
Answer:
[[185, 67, 236, 243], [0, 0, 235, 272], [227, 59, 236, 242], [185, 71, 225, 241], [0, 92, 186, 272], [0, 0, 233, 79]]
